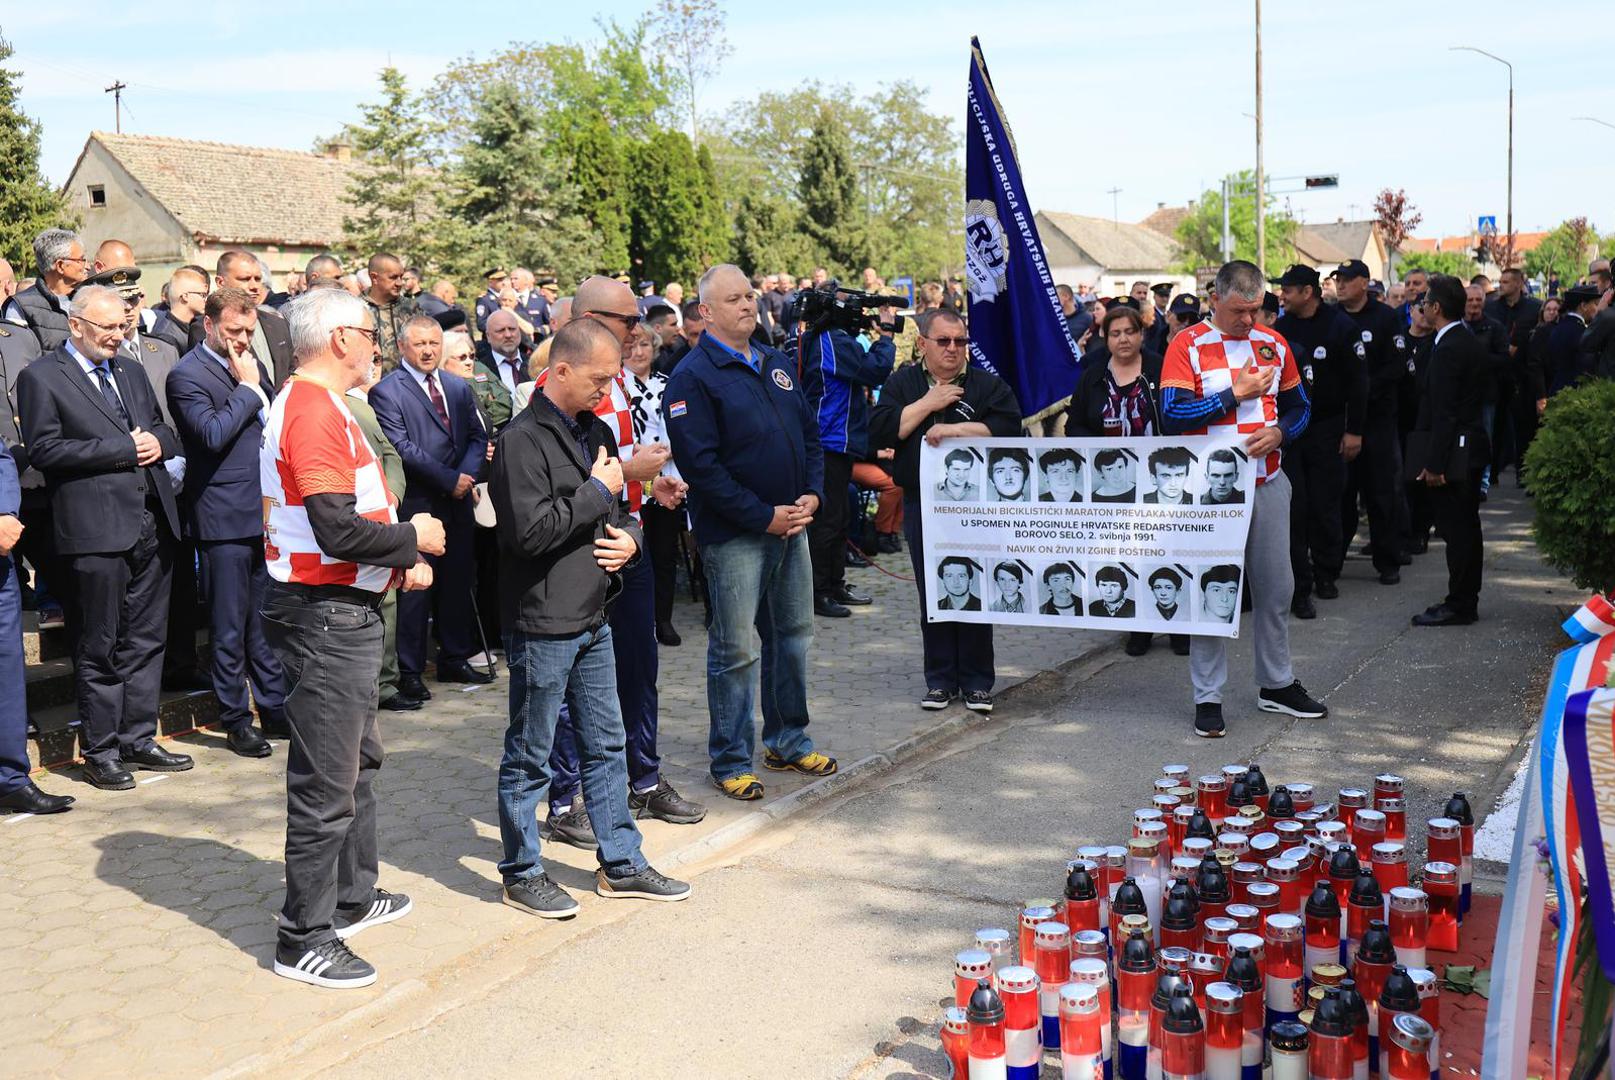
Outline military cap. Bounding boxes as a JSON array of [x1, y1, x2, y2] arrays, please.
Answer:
[[1564, 282, 1603, 305], [78, 265, 143, 298]]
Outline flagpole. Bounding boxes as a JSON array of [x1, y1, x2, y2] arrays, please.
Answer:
[[1254, 0, 1265, 276]]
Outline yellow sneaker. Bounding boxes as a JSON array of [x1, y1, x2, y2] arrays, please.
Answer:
[[713, 773, 764, 800], [763, 750, 838, 776]]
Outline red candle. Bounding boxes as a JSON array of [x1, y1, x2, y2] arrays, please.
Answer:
[[1423, 861, 1461, 952], [1371, 842, 1410, 896], [940, 1006, 969, 1079], [1376, 796, 1406, 842], [1384, 1012, 1433, 1079], [1387, 887, 1429, 970], [1198, 775, 1229, 826], [1351, 808, 1386, 857]]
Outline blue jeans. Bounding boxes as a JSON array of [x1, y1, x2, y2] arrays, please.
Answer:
[[497, 625, 644, 882], [703, 531, 815, 782]]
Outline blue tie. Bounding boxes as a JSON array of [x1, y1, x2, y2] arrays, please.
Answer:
[[93, 365, 132, 430]]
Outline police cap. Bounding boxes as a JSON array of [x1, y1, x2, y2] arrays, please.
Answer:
[[1275, 264, 1320, 289], [1331, 259, 1371, 281], [1168, 294, 1201, 317], [1564, 283, 1602, 306], [77, 266, 143, 299]]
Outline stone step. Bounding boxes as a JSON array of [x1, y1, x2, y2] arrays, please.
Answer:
[[29, 690, 221, 772], [22, 612, 71, 665]]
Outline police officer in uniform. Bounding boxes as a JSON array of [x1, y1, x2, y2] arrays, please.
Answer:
[[473, 268, 509, 339], [1336, 259, 1412, 583], [1273, 264, 1367, 619]]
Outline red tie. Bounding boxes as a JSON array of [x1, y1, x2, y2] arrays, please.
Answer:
[[426, 372, 451, 433]]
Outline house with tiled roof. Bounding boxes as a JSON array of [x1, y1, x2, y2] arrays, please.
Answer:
[[61, 131, 362, 296], [1036, 211, 1194, 297]]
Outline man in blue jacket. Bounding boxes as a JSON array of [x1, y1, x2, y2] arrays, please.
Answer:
[[166, 288, 284, 757], [663, 264, 838, 802], [801, 319, 896, 617]]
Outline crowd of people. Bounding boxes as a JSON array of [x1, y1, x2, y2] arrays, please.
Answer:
[[0, 219, 1608, 988]]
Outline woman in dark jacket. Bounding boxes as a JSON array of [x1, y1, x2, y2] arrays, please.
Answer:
[[1062, 305, 1184, 658]]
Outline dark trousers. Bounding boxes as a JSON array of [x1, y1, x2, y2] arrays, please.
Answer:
[[548, 555, 660, 813], [397, 499, 474, 674], [164, 530, 201, 680], [0, 553, 30, 793], [199, 538, 286, 730], [904, 500, 994, 693], [1284, 415, 1347, 597], [17, 494, 61, 608], [68, 508, 173, 766], [641, 503, 682, 627], [1511, 385, 1540, 474], [1491, 379, 1518, 479], [1431, 476, 1484, 617], [473, 524, 501, 648], [262, 584, 384, 951], [809, 451, 853, 598], [1342, 415, 1410, 572]]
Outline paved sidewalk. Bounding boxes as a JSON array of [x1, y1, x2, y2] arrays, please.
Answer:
[[0, 547, 1104, 1077]]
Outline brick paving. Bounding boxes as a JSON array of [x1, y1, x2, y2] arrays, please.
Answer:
[[0, 549, 1104, 1077]]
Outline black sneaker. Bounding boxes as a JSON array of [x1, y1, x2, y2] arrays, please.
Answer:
[[542, 798, 599, 851], [596, 864, 691, 902], [920, 688, 956, 711], [503, 873, 579, 919], [274, 937, 377, 989], [964, 691, 994, 714], [1194, 702, 1226, 739], [1258, 681, 1329, 719], [629, 780, 707, 824], [334, 889, 413, 940]]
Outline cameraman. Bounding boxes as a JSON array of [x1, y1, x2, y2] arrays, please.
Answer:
[[800, 298, 898, 618], [869, 309, 1021, 714]]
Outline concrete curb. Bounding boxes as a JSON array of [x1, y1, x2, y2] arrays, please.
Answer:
[[207, 978, 428, 1080]]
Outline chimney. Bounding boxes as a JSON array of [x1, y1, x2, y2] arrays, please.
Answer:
[[324, 139, 352, 162], [1157, 201, 1166, 210]]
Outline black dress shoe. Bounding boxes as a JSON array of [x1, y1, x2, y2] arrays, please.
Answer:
[[399, 675, 432, 702], [121, 745, 194, 772], [1291, 594, 1317, 620], [656, 620, 682, 647], [834, 584, 872, 606], [1378, 570, 1401, 585], [225, 725, 273, 758], [437, 660, 495, 684], [1124, 632, 1152, 657], [1412, 604, 1477, 627], [0, 781, 74, 814], [1314, 578, 1340, 600], [82, 759, 136, 790], [845, 547, 870, 568], [379, 693, 422, 712], [814, 594, 851, 618]]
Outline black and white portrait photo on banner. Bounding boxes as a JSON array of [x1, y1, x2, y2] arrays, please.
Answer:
[[920, 435, 1256, 637]]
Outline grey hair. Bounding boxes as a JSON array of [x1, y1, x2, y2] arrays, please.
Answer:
[[403, 313, 442, 337], [285, 287, 369, 361], [697, 263, 748, 304], [68, 284, 120, 318], [1212, 260, 1264, 302], [34, 228, 82, 277], [306, 253, 342, 279]]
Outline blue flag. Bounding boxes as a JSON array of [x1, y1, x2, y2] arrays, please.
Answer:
[[965, 37, 1081, 422]]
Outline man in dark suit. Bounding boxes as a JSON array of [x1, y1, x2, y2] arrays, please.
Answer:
[[16, 284, 194, 789], [166, 287, 284, 757], [191, 251, 295, 388], [369, 315, 491, 695], [1410, 275, 1490, 627]]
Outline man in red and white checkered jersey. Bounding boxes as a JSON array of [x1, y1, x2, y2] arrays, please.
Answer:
[[1158, 260, 1329, 739], [259, 288, 448, 990]]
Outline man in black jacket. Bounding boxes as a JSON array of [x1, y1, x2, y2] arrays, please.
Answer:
[[1410, 276, 1489, 627], [16, 285, 191, 790], [1462, 283, 1509, 497], [491, 319, 689, 918], [868, 308, 1021, 714], [1275, 264, 1368, 617]]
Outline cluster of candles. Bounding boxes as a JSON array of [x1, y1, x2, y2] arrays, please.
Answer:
[[943, 762, 1475, 1080]]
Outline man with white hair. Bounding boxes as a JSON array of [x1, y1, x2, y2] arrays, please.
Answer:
[[1159, 260, 1328, 739], [664, 264, 837, 801], [260, 287, 444, 987], [17, 284, 187, 788], [509, 267, 549, 336], [4, 228, 89, 352]]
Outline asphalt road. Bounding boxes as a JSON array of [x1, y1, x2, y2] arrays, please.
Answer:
[[273, 484, 1571, 1079]]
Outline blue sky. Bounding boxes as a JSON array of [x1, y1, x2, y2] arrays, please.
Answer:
[[7, 1, 1611, 243]]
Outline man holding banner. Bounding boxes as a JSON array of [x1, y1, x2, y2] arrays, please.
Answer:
[[869, 308, 1021, 715], [1159, 260, 1329, 739]]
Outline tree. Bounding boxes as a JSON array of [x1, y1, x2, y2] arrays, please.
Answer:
[[730, 190, 812, 278], [1173, 172, 1297, 273], [648, 0, 731, 143], [1395, 249, 1479, 279], [796, 109, 862, 273], [0, 35, 75, 269], [625, 129, 709, 285], [1373, 188, 1422, 282], [341, 67, 441, 264], [691, 143, 730, 269], [553, 116, 631, 275], [1526, 217, 1599, 287]]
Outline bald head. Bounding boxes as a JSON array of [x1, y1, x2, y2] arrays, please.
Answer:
[[485, 309, 522, 356], [94, 239, 136, 272], [0, 257, 14, 301], [367, 253, 404, 304], [573, 275, 638, 342]]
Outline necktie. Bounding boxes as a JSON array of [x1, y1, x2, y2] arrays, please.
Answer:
[[93, 364, 132, 430], [425, 372, 451, 432]]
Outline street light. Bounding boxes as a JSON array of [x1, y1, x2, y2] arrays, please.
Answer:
[[1575, 116, 1615, 132], [1451, 46, 1513, 264]]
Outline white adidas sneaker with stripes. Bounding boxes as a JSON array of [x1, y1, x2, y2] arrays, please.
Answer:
[[333, 890, 413, 940]]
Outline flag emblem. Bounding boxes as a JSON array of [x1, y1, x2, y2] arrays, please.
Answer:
[[964, 198, 1008, 304]]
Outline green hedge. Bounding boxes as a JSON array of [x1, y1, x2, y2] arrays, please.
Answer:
[[1525, 379, 1615, 594]]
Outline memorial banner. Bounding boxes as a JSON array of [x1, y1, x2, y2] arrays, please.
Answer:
[[919, 435, 1257, 638]]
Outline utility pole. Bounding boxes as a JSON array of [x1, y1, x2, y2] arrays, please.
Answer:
[[1452, 47, 1514, 266], [1221, 177, 1232, 262], [1106, 187, 1122, 226], [1253, 0, 1266, 276], [105, 80, 127, 134]]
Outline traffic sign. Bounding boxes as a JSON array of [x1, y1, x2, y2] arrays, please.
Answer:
[[1479, 215, 1497, 234]]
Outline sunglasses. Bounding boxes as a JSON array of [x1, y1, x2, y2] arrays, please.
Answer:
[[586, 310, 639, 328], [927, 335, 970, 349]]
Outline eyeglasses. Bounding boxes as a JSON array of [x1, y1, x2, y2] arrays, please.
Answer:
[[58, 255, 89, 267], [926, 335, 970, 349], [585, 310, 640, 329], [339, 325, 378, 341], [70, 314, 128, 335]]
